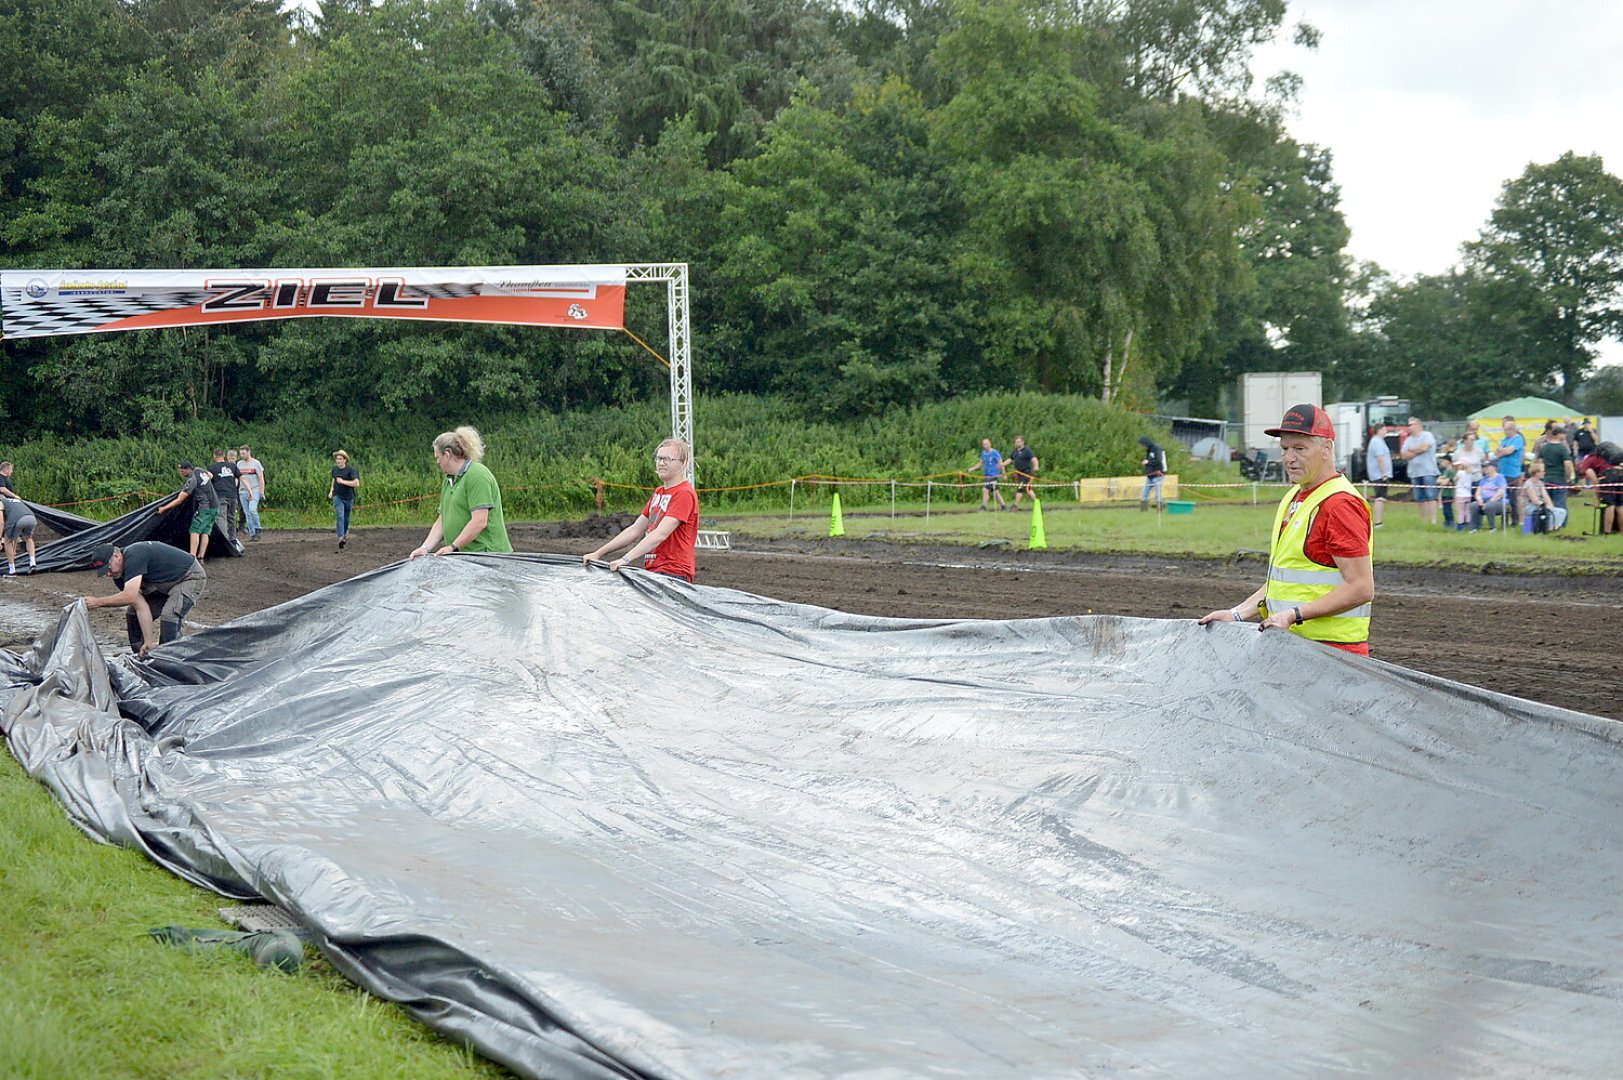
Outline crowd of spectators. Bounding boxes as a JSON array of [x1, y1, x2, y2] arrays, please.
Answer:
[[1382, 416, 1623, 536]]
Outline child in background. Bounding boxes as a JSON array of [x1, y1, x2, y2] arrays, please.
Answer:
[[1438, 456, 1456, 529]]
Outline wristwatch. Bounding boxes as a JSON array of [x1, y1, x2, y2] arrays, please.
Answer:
[[1292, 605, 1305, 625], [448, 544, 459, 553]]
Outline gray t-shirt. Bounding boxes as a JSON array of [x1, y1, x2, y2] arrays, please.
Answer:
[[182, 468, 220, 510], [1365, 434, 1393, 480], [1403, 431, 1438, 479]]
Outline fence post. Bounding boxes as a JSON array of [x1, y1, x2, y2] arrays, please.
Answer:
[[594, 477, 604, 512], [890, 479, 896, 519], [789, 478, 796, 522], [1251, 481, 1258, 506], [926, 480, 932, 520]]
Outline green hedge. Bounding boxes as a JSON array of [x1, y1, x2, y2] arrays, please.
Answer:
[[1, 394, 1191, 520]]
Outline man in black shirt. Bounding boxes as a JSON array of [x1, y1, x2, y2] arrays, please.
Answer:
[[159, 460, 221, 561], [1009, 435, 1040, 510], [83, 541, 207, 655], [206, 448, 241, 543]]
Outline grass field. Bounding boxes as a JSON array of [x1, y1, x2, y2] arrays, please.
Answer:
[[0, 751, 506, 1080], [710, 493, 1623, 575]]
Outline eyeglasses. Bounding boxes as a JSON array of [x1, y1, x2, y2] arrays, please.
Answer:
[[654, 455, 681, 464]]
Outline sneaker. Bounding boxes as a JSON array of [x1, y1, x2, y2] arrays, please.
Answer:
[[339, 537, 346, 549]]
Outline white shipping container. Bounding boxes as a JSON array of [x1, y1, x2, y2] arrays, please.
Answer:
[[1239, 371, 1323, 451]]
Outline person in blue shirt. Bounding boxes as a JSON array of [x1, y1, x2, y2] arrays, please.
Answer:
[[1470, 459, 1510, 530], [978, 438, 1008, 511], [1494, 417, 1527, 510]]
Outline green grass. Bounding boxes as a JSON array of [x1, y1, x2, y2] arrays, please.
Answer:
[[710, 492, 1623, 575], [0, 751, 508, 1080]]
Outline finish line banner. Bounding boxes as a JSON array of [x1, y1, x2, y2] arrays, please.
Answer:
[[0, 265, 627, 340]]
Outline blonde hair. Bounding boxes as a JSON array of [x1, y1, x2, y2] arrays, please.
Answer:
[[433, 426, 486, 463], [656, 437, 690, 466]]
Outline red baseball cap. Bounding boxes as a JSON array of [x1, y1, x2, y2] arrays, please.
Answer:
[[1265, 403, 1336, 439]]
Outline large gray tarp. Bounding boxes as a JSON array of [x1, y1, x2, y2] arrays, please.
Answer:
[[4, 553, 1622, 1077]]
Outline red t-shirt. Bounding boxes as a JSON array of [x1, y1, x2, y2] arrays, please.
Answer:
[[642, 481, 699, 581], [1280, 478, 1372, 655]]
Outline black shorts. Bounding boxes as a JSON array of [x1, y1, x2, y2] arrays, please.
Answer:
[[1372, 483, 1389, 500]]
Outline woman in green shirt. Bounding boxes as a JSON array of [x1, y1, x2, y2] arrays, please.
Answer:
[[409, 426, 512, 558]]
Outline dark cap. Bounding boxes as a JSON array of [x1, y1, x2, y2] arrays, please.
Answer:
[[90, 543, 116, 576], [177, 459, 194, 470], [1264, 403, 1335, 440]]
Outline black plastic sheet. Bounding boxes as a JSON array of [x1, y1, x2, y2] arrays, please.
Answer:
[[4, 553, 1622, 1077], [28, 493, 242, 572]]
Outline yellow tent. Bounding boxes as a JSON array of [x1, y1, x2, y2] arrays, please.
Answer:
[[1468, 397, 1589, 454]]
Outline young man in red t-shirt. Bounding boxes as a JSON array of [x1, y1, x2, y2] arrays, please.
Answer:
[[1198, 404, 1375, 655], [583, 438, 700, 582]]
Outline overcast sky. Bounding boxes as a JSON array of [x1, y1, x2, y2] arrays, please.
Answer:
[[1250, 0, 1623, 365]]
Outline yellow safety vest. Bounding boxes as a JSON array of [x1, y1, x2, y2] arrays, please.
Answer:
[[1260, 474, 1372, 644]]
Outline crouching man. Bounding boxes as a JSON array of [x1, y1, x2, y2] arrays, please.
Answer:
[[83, 542, 207, 656]]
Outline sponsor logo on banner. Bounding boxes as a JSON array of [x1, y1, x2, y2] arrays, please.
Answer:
[[568, 304, 588, 319], [59, 280, 128, 296], [25, 278, 48, 298]]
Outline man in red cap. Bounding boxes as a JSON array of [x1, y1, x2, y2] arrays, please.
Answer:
[[1198, 403, 1375, 654]]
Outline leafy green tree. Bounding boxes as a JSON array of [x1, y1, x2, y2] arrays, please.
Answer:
[[1171, 132, 1349, 415], [933, 0, 1242, 401], [709, 83, 974, 414], [1353, 270, 1544, 417], [1467, 152, 1623, 403]]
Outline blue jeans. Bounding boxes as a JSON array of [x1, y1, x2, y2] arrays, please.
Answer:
[[1140, 475, 1164, 503], [240, 489, 262, 536], [333, 497, 352, 538]]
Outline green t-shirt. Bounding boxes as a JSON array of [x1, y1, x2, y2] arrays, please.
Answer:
[[1537, 440, 1572, 482], [438, 460, 511, 552]]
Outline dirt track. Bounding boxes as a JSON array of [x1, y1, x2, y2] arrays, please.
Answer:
[[4, 520, 1619, 720]]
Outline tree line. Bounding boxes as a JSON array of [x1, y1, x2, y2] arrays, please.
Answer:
[[2, 0, 1620, 439]]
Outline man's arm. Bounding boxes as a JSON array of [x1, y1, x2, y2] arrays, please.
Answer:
[[584, 516, 653, 568], [603, 514, 682, 573], [159, 489, 190, 513], [84, 576, 144, 611], [1198, 582, 1269, 626]]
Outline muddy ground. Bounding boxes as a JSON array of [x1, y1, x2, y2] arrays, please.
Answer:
[[3, 518, 1618, 720]]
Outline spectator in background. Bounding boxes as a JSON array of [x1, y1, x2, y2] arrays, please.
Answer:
[[1400, 416, 1441, 526], [1578, 445, 1615, 490], [159, 460, 220, 561], [1471, 460, 1510, 531], [1495, 417, 1526, 507], [1438, 456, 1456, 529], [1602, 454, 1623, 535], [977, 438, 1007, 512], [0, 461, 17, 500], [410, 426, 511, 558], [1451, 430, 1484, 532], [1462, 419, 1491, 458], [1138, 436, 1166, 512], [1010, 435, 1041, 510], [1520, 461, 1557, 532], [329, 450, 360, 550], [1574, 418, 1598, 459], [1365, 424, 1393, 527], [237, 444, 265, 540], [1536, 425, 1575, 529], [206, 449, 241, 543]]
